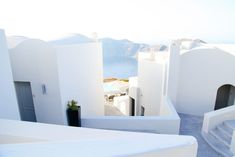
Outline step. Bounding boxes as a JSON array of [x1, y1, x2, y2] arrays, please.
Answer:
[[209, 128, 231, 147], [202, 132, 233, 157], [217, 124, 232, 139], [223, 120, 235, 135]]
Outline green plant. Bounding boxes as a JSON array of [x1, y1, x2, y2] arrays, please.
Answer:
[[67, 100, 79, 111]]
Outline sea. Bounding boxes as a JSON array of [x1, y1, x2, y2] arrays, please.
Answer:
[[103, 57, 137, 79]]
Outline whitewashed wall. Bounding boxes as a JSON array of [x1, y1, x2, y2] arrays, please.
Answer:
[[0, 119, 197, 157], [176, 48, 235, 115], [138, 59, 165, 116], [9, 39, 64, 124], [160, 96, 179, 116], [9, 40, 104, 125], [83, 96, 180, 134], [0, 30, 20, 120], [82, 114, 180, 134], [166, 41, 181, 108], [56, 43, 104, 119]]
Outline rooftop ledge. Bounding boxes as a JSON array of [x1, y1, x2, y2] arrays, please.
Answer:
[[0, 118, 197, 157], [138, 52, 169, 63]]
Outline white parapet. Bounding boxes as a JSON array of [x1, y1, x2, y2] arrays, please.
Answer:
[[0, 119, 197, 157], [83, 98, 180, 134], [202, 105, 235, 133], [160, 96, 179, 116], [113, 95, 130, 116]]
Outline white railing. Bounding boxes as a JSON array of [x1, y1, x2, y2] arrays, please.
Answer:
[[82, 96, 180, 134], [202, 105, 235, 155], [202, 105, 235, 133]]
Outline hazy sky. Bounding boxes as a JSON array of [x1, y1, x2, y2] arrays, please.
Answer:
[[0, 0, 234, 44]]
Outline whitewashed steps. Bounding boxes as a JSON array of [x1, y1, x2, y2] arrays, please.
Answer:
[[224, 121, 235, 135], [202, 120, 235, 157], [210, 128, 230, 147]]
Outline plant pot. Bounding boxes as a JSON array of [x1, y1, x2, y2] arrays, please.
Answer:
[[67, 107, 81, 127]]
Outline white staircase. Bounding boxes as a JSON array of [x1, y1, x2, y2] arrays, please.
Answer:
[[202, 120, 235, 157]]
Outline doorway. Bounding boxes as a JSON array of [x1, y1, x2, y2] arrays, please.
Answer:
[[14, 81, 37, 122], [130, 97, 135, 116], [214, 84, 235, 110]]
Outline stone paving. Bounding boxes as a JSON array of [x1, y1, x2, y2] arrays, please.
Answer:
[[179, 113, 220, 157]]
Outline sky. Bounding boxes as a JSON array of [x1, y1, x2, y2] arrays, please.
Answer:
[[0, 0, 234, 44]]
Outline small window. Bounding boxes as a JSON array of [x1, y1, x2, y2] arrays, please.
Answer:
[[141, 106, 145, 116]]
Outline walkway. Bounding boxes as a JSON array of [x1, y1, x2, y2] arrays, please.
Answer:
[[179, 113, 220, 157], [104, 101, 124, 116]]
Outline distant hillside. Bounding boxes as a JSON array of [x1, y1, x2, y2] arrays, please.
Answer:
[[49, 34, 94, 45], [48, 34, 152, 59], [100, 38, 149, 59]]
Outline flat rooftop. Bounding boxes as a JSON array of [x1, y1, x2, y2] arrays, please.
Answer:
[[0, 119, 197, 157]]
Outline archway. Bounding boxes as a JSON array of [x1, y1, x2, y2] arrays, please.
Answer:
[[214, 84, 235, 110]]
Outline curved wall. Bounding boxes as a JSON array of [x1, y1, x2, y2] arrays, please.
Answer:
[[176, 48, 235, 115]]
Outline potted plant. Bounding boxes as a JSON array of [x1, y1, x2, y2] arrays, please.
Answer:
[[67, 100, 81, 127]]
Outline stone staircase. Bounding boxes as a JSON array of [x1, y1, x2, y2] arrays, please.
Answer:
[[202, 120, 235, 157]]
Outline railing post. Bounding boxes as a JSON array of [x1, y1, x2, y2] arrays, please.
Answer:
[[230, 130, 235, 155]]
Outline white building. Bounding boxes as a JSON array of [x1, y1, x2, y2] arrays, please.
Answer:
[[167, 39, 235, 116], [7, 36, 104, 125], [0, 30, 20, 120], [131, 39, 235, 117], [0, 29, 198, 157], [1, 32, 180, 135], [128, 52, 169, 117]]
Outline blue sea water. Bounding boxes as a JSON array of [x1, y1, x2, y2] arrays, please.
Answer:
[[103, 83, 120, 93], [103, 57, 137, 79]]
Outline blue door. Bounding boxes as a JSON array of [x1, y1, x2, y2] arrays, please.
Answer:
[[14, 82, 37, 122]]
